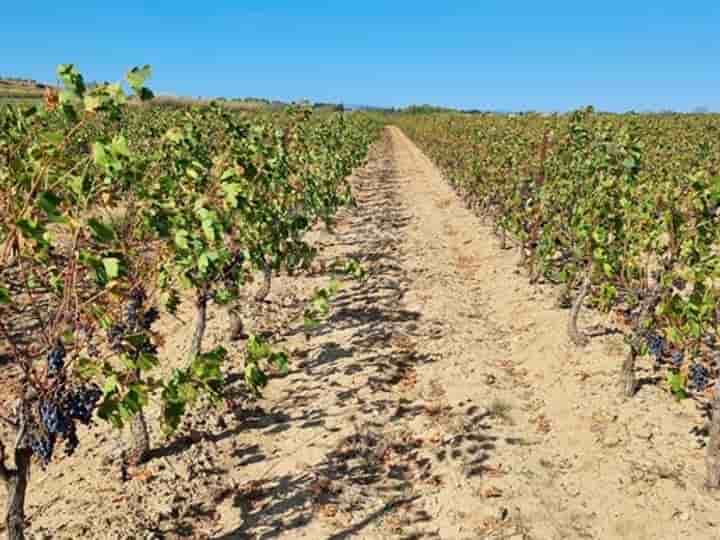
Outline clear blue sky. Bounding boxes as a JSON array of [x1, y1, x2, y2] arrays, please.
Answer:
[[3, 1, 719, 111]]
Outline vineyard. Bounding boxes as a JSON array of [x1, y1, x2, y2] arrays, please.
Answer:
[[397, 109, 720, 403], [2, 65, 720, 540], [0, 65, 381, 539]]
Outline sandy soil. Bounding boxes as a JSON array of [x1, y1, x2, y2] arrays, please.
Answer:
[[5, 126, 720, 540]]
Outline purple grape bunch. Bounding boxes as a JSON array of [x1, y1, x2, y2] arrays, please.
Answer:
[[105, 287, 159, 355], [63, 384, 103, 425], [46, 340, 66, 377], [688, 363, 710, 392], [29, 384, 103, 466], [126, 287, 144, 330], [670, 350, 684, 369], [645, 333, 665, 361], [30, 435, 54, 466]]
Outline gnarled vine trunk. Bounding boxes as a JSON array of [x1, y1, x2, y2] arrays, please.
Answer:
[[706, 387, 720, 489], [5, 448, 31, 540], [254, 260, 273, 302], [568, 272, 591, 346], [619, 346, 637, 398], [190, 290, 209, 360], [127, 404, 150, 466], [2, 408, 32, 540]]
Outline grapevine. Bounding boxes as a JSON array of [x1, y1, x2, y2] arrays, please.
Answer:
[[0, 62, 380, 539]]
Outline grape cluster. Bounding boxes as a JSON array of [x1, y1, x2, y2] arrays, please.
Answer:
[[126, 287, 145, 330], [63, 385, 103, 425], [106, 287, 159, 353], [645, 333, 665, 360], [689, 363, 710, 392], [106, 323, 127, 353], [47, 340, 66, 377], [143, 307, 160, 329], [30, 436, 54, 466], [29, 383, 103, 466], [40, 401, 71, 435], [670, 350, 684, 368]]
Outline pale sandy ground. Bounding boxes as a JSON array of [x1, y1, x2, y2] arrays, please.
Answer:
[[6, 127, 720, 539]]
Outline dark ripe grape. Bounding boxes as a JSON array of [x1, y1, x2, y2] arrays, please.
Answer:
[[107, 323, 126, 352], [126, 288, 146, 330], [87, 341, 100, 359], [140, 337, 158, 356], [672, 278, 687, 291], [64, 384, 102, 425], [40, 401, 71, 435], [671, 350, 684, 368], [30, 434, 55, 465], [142, 307, 160, 330], [130, 287, 145, 305], [689, 363, 710, 391], [645, 333, 665, 359], [126, 305, 139, 330], [47, 340, 66, 376], [62, 425, 80, 456]]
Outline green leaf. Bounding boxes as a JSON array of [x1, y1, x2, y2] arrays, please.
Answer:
[[162, 401, 185, 434], [74, 356, 101, 379], [126, 65, 152, 93], [622, 157, 637, 170], [106, 83, 127, 104], [138, 87, 154, 101], [269, 352, 289, 375], [201, 218, 216, 242], [102, 257, 121, 280], [137, 352, 159, 372], [178, 382, 198, 404], [198, 252, 210, 273], [111, 135, 131, 157], [160, 290, 181, 314], [39, 130, 64, 145], [84, 94, 102, 112], [165, 127, 184, 143], [87, 218, 116, 244], [0, 287, 10, 305], [16, 218, 47, 245], [221, 182, 243, 208], [244, 363, 268, 394], [667, 372, 688, 400], [174, 230, 190, 250], [93, 142, 110, 168], [97, 397, 123, 429], [37, 191, 63, 220], [247, 335, 271, 361], [103, 375, 119, 395], [56, 64, 85, 97]]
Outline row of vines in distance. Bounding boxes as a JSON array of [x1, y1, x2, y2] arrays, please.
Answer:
[[0, 64, 381, 539], [395, 108, 720, 487]]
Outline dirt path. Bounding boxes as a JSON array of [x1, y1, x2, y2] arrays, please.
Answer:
[[16, 127, 720, 539], [207, 126, 720, 540]]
